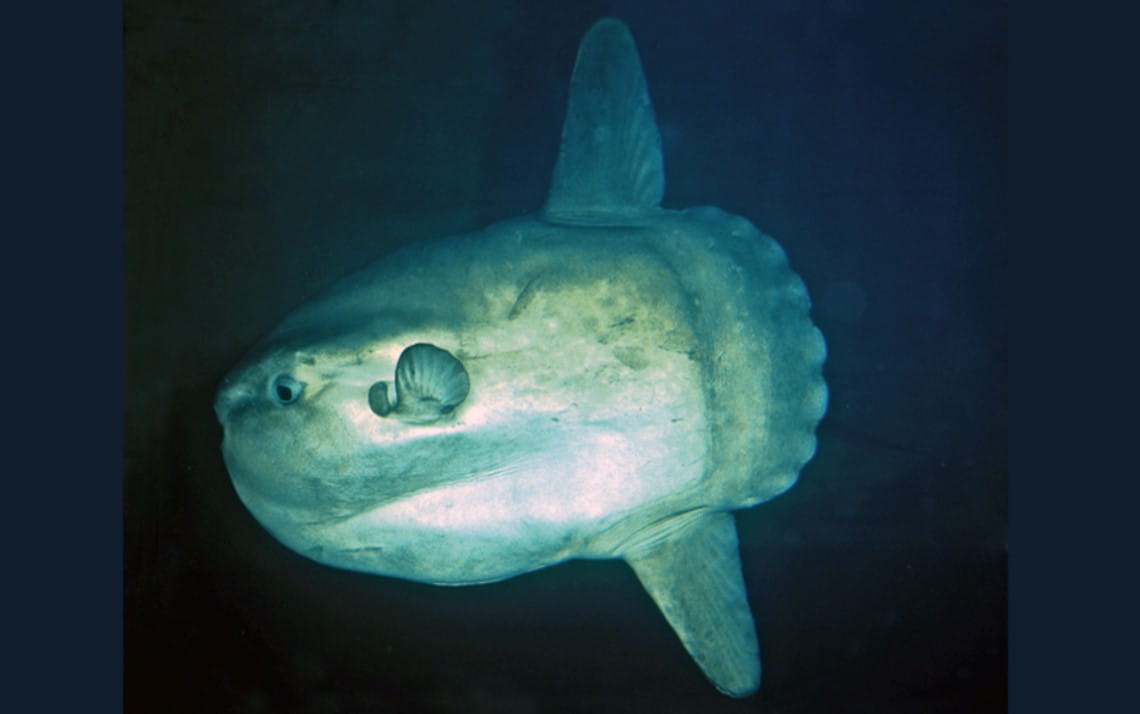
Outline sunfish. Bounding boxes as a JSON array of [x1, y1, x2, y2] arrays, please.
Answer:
[[214, 17, 827, 698]]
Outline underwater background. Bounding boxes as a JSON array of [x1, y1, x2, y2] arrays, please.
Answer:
[[124, 1, 1006, 712]]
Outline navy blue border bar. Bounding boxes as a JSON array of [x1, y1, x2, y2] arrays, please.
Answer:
[[1010, 1, 1139, 712], [8, 3, 123, 712]]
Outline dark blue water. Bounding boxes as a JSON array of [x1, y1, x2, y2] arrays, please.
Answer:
[[125, 1, 1006, 711]]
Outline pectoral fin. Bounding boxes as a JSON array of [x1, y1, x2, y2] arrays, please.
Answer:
[[624, 511, 760, 697]]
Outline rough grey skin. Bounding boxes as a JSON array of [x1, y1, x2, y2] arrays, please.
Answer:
[[215, 18, 827, 697]]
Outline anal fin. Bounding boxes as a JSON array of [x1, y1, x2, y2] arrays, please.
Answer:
[[624, 510, 760, 697]]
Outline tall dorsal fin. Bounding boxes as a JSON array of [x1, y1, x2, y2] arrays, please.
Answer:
[[544, 18, 665, 225]]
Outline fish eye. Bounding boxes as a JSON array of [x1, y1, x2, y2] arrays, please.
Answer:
[[269, 373, 304, 405]]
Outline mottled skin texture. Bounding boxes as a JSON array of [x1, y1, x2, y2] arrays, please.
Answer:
[[219, 225, 709, 581]]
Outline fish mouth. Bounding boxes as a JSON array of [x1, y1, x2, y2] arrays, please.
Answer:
[[213, 376, 252, 424]]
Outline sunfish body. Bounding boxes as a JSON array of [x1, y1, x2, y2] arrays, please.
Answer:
[[215, 18, 827, 698]]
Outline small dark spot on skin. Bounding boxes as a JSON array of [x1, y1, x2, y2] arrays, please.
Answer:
[[613, 346, 649, 370], [297, 355, 316, 366], [508, 274, 543, 320], [599, 316, 636, 345]]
